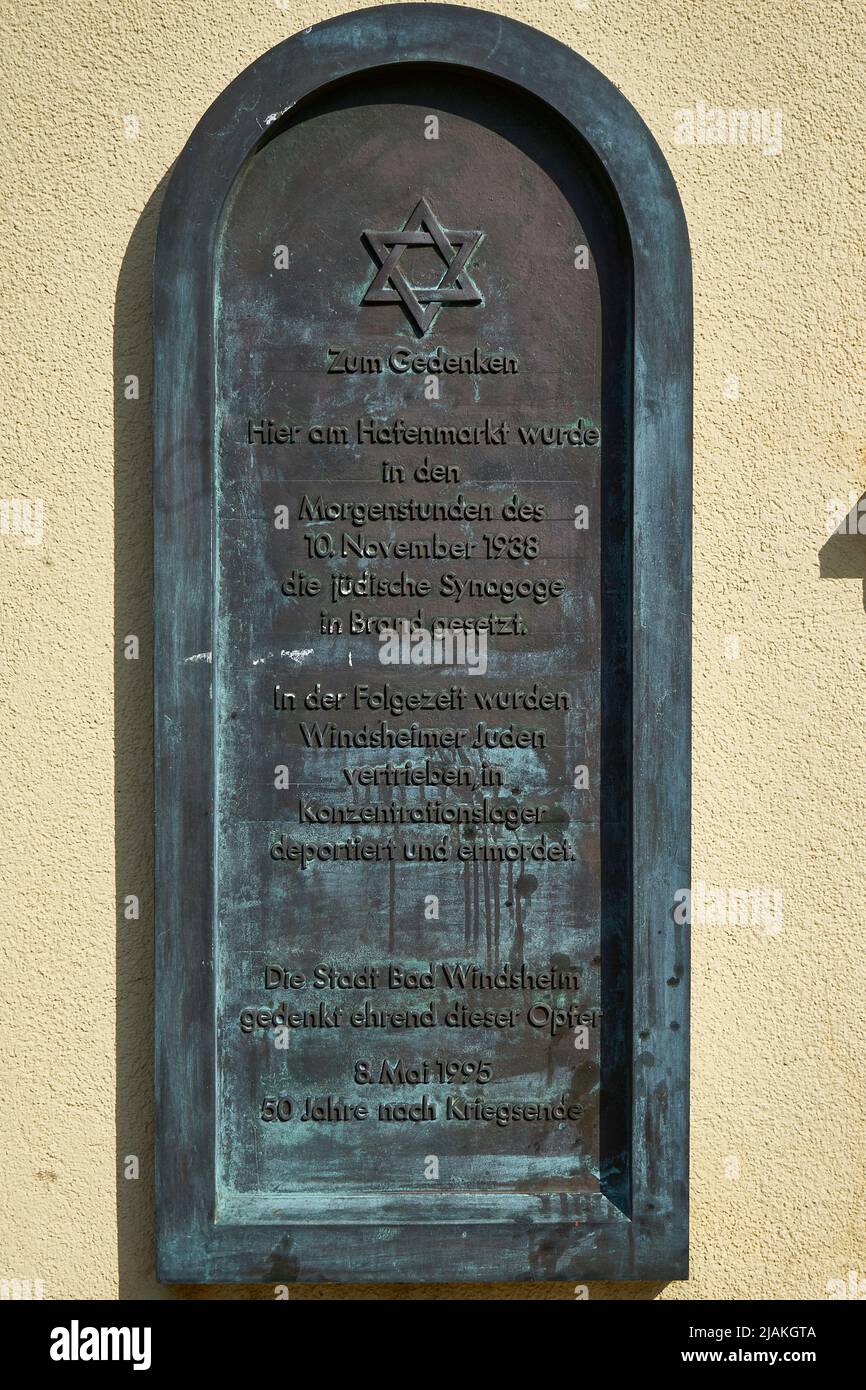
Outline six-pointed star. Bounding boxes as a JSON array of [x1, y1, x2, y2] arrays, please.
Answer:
[[362, 196, 484, 334]]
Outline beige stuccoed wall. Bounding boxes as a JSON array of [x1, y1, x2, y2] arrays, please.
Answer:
[[0, 0, 863, 1301]]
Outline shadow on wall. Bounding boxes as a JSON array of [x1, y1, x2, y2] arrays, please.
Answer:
[[114, 175, 163, 1302], [112, 179, 666, 1305], [819, 495, 866, 609]]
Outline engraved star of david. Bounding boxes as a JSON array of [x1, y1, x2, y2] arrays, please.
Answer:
[[362, 196, 484, 334]]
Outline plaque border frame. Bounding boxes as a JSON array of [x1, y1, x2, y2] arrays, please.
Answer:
[[154, 2, 691, 1284]]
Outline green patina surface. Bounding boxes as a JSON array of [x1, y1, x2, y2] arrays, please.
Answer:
[[153, 4, 691, 1284]]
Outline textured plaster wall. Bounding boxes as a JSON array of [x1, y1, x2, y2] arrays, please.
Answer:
[[0, 0, 863, 1301]]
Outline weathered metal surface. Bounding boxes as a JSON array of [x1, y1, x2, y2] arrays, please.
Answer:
[[154, 3, 691, 1284]]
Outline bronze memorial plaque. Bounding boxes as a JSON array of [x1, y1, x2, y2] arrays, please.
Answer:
[[154, 5, 691, 1283]]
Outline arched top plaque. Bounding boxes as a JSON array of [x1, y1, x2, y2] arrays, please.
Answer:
[[154, 4, 691, 1284]]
